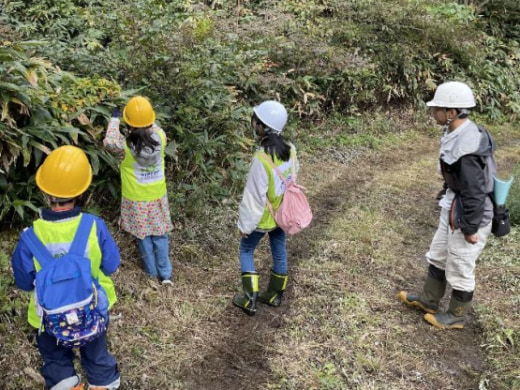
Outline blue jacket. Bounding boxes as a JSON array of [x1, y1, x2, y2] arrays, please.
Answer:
[[11, 207, 120, 327]]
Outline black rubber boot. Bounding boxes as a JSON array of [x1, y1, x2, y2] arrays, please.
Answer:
[[232, 273, 259, 316], [258, 271, 288, 307], [398, 264, 447, 314], [424, 289, 473, 329]]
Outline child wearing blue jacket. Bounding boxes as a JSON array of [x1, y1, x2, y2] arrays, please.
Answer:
[[11, 146, 121, 390]]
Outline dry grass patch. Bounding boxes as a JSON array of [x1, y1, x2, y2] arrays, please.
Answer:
[[2, 124, 520, 389], [475, 229, 520, 390], [268, 131, 487, 389]]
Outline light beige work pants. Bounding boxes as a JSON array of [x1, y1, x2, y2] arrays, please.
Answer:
[[426, 207, 492, 292]]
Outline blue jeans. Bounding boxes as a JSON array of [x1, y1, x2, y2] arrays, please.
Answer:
[[239, 228, 287, 274], [137, 235, 172, 280], [37, 330, 119, 389]]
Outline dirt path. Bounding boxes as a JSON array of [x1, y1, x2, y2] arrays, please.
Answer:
[[174, 133, 489, 389], [4, 130, 511, 389]]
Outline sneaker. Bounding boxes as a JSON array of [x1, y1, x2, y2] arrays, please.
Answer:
[[57, 376, 82, 390], [88, 377, 120, 389], [161, 279, 173, 286]]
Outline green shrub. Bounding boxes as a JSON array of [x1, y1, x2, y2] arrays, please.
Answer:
[[3, 0, 520, 226], [0, 41, 125, 226], [0, 240, 27, 322], [273, 0, 520, 119], [2, 0, 116, 75], [506, 163, 520, 226], [473, 0, 520, 41]]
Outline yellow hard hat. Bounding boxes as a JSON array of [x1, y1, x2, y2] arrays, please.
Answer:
[[122, 96, 156, 128], [35, 145, 93, 198]]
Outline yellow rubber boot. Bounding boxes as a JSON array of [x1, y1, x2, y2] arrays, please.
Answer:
[[424, 290, 472, 329], [258, 271, 288, 307], [398, 265, 446, 314], [232, 273, 259, 316]]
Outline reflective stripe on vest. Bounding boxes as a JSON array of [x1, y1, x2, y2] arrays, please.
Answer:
[[26, 215, 117, 328], [121, 127, 167, 201]]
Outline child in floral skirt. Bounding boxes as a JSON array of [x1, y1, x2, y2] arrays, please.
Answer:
[[104, 96, 174, 285]]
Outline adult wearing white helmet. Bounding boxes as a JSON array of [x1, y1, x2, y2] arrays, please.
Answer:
[[399, 81, 497, 330], [233, 100, 297, 316], [426, 81, 476, 128], [426, 81, 476, 108]]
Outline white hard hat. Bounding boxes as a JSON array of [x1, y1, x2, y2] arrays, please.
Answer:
[[253, 100, 288, 133], [426, 81, 476, 108]]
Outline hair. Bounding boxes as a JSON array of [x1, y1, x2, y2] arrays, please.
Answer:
[[261, 132, 291, 162], [455, 108, 471, 119], [126, 127, 159, 156], [46, 194, 80, 206]]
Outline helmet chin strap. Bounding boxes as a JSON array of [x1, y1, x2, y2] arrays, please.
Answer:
[[443, 108, 454, 127], [444, 108, 469, 129]]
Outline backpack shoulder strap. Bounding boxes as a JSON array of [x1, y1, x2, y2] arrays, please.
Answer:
[[290, 147, 297, 182], [68, 213, 95, 256], [477, 124, 496, 153], [258, 151, 290, 185], [20, 227, 55, 269]]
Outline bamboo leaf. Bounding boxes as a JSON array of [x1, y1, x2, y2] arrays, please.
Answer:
[[77, 113, 91, 126], [1, 102, 13, 123], [25, 70, 39, 87], [88, 151, 100, 174], [13, 202, 24, 219], [0, 82, 23, 92], [28, 140, 52, 155], [22, 146, 31, 167]]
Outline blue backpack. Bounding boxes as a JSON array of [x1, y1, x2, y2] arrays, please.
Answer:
[[21, 214, 108, 348]]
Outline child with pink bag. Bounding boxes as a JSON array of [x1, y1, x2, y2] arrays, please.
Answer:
[[233, 100, 305, 316]]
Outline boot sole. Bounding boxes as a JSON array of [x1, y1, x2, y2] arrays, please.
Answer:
[[257, 297, 281, 307], [398, 291, 437, 314], [423, 313, 464, 329], [232, 300, 256, 316]]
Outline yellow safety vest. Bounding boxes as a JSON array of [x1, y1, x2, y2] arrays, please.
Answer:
[[121, 128, 167, 201], [255, 148, 297, 230], [27, 215, 117, 328]]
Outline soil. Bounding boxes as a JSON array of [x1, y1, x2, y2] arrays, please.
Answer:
[[4, 130, 509, 389], [175, 134, 488, 390]]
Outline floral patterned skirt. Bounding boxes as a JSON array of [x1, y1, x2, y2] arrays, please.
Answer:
[[120, 195, 173, 239]]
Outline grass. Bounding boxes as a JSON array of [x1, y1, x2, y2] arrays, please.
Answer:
[[1, 113, 520, 389], [476, 227, 520, 390], [294, 109, 436, 157]]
